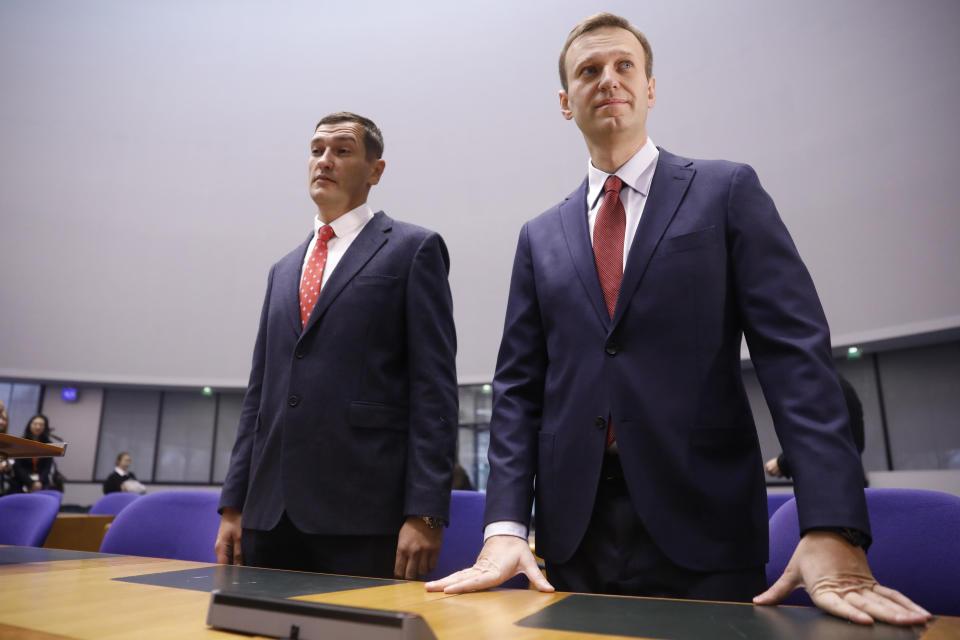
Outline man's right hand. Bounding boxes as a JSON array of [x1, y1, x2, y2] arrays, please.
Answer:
[[424, 535, 554, 593], [764, 456, 784, 477], [215, 507, 243, 565]]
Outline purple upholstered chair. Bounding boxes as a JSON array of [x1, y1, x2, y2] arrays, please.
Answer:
[[0, 493, 61, 546], [99, 490, 221, 562], [426, 490, 529, 589], [89, 491, 141, 515], [766, 488, 960, 615], [767, 492, 793, 519], [34, 489, 63, 504]]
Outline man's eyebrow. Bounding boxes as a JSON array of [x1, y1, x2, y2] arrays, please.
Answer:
[[573, 48, 638, 70], [310, 134, 359, 145]]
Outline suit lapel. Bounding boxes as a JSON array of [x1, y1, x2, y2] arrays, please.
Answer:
[[559, 179, 610, 326], [612, 149, 694, 328], [301, 211, 391, 336], [278, 233, 313, 336]]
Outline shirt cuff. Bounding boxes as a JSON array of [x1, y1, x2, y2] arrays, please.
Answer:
[[483, 520, 528, 541]]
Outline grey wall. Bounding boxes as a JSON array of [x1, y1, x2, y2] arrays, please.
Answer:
[[2, 0, 959, 386], [40, 386, 103, 482]]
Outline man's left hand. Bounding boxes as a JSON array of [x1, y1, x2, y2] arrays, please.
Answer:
[[754, 530, 931, 626], [395, 516, 443, 580]]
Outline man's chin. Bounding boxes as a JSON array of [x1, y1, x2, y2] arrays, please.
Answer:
[[587, 117, 640, 137]]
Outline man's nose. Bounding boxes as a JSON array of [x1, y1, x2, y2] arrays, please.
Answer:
[[598, 65, 619, 90], [317, 149, 334, 168]]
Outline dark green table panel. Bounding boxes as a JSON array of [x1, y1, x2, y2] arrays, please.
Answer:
[[0, 547, 114, 565], [515, 593, 923, 640], [114, 564, 401, 598]]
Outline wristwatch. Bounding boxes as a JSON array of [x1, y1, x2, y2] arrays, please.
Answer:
[[420, 516, 446, 529]]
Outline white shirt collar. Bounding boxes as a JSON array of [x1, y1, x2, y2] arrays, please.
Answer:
[[587, 137, 659, 209], [313, 203, 374, 239], [114, 467, 129, 477]]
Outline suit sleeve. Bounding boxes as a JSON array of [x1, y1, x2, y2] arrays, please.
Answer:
[[483, 223, 547, 527], [218, 265, 274, 514], [726, 164, 869, 535], [402, 233, 458, 521]]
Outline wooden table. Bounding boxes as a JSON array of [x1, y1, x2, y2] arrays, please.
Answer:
[[43, 514, 115, 553], [0, 547, 956, 640]]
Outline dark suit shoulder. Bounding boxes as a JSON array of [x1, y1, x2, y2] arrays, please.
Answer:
[[381, 213, 444, 244], [524, 178, 588, 231], [273, 231, 313, 269], [658, 147, 753, 179]]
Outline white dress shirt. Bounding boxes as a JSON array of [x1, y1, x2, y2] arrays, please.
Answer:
[[484, 138, 660, 543], [300, 203, 375, 291], [587, 137, 659, 270]]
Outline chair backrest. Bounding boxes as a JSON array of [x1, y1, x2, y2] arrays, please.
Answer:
[[89, 491, 141, 515], [99, 490, 221, 562], [766, 488, 960, 615], [766, 492, 793, 519], [426, 490, 528, 589], [35, 489, 63, 504], [0, 493, 62, 546]]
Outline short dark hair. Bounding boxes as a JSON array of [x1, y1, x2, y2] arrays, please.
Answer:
[[559, 13, 653, 92], [315, 112, 384, 159], [116, 451, 131, 464], [23, 413, 51, 443]]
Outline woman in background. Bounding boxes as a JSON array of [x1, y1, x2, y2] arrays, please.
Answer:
[[0, 408, 13, 494], [11, 414, 56, 493]]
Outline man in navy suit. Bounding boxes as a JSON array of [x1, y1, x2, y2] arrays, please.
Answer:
[[216, 112, 458, 580], [428, 14, 928, 626]]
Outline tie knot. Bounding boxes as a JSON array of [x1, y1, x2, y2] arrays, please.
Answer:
[[318, 225, 335, 242], [604, 175, 623, 195]]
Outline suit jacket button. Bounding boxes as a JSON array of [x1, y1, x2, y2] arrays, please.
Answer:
[[287, 395, 300, 407], [594, 416, 606, 429], [605, 342, 618, 356], [294, 349, 305, 359]]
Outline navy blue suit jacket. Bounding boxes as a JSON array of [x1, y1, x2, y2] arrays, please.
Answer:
[[220, 211, 458, 536], [484, 149, 869, 571]]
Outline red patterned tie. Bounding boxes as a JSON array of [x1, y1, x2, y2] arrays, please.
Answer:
[[594, 175, 625, 318], [593, 175, 625, 447], [299, 224, 335, 329]]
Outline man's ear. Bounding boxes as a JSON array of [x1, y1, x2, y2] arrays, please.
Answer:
[[559, 90, 574, 121], [368, 158, 386, 185]]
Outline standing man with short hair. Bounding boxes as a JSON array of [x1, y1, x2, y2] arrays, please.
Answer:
[[217, 112, 458, 580], [428, 14, 929, 626]]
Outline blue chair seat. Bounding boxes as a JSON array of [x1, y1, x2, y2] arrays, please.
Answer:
[[89, 491, 141, 515], [766, 492, 793, 519], [99, 490, 221, 562], [0, 493, 61, 547]]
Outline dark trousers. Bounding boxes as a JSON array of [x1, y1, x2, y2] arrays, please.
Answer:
[[545, 453, 766, 602], [242, 511, 398, 579]]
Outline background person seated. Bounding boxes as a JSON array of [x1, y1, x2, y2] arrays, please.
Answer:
[[11, 414, 57, 493], [0, 408, 12, 494], [102, 452, 146, 494]]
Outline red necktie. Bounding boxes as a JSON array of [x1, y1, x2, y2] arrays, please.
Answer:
[[593, 175, 625, 446], [594, 175, 625, 318], [299, 225, 335, 328]]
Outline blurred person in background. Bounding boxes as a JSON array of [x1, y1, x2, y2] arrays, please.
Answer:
[[0, 408, 12, 494], [103, 452, 146, 494], [11, 414, 56, 493]]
